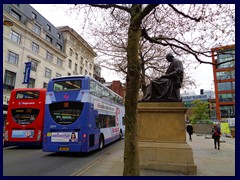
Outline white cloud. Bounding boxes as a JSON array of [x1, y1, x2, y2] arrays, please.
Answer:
[[189, 63, 214, 94], [101, 68, 123, 82]]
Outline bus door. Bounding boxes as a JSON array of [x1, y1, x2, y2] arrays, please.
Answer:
[[88, 109, 99, 149]]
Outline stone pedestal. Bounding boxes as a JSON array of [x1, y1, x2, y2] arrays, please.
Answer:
[[138, 102, 197, 175]]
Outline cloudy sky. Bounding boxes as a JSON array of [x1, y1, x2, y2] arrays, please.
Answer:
[[30, 4, 214, 94]]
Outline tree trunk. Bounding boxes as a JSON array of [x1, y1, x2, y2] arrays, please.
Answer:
[[123, 9, 142, 176]]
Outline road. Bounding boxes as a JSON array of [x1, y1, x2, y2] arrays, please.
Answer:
[[3, 139, 123, 176]]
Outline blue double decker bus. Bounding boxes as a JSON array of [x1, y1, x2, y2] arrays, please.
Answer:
[[42, 76, 125, 153]]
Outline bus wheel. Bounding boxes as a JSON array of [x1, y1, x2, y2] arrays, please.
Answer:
[[99, 136, 104, 150]]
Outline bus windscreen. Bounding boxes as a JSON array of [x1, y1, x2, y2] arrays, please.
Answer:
[[53, 80, 82, 91], [16, 91, 39, 99], [49, 102, 83, 125], [11, 108, 40, 125]]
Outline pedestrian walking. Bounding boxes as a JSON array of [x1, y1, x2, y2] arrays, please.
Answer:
[[186, 124, 193, 141], [212, 124, 221, 150]]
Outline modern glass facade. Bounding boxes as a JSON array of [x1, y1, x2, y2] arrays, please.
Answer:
[[211, 45, 235, 119]]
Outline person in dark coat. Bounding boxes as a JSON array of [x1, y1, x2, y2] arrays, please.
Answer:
[[212, 124, 221, 150], [141, 53, 184, 102], [186, 124, 193, 141]]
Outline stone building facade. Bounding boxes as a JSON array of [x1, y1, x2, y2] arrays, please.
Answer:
[[3, 4, 97, 106], [58, 26, 96, 77]]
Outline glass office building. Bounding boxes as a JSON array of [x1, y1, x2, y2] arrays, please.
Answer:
[[211, 45, 235, 120]]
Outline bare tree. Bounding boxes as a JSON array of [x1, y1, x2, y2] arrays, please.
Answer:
[[70, 4, 234, 176]]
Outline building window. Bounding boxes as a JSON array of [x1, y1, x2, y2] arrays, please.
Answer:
[[31, 61, 37, 72], [89, 63, 92, 70], [32, 12, 37, 20], [80, 57, 84, 64], [85, 60, 88, 68], [47, 24, 51, 32], [68, 59, 72, 68], [85, 70, 88, 75], [33, 24, 41, 35], [218, 82, 235, 91], [219, 93, 234, 102], [69, 48, 73, 56], [216, 70, 235, 80], [4, 70, 16, 91], [46, 35, 52, 43], [10, 30, 21, 44], [10, 9, 21, 20], [43, 82, 48, 89], [57, 43, 62, 50], [74, 63, 78, 73], [27, 78, 35, 88], [56, 73, 61, 77], [57, 33, 61, 39], [45, 68, 52, 79], [7, 51, 19, 65], [70, 37, 74, 43], [57, 58, 63, 67], [80, 67, 83, 74], [220, 105, 235, 118], [32, 42, 39, 53], [75, 53, 78, 60], [217, 50, 235, 69], [46, 51, 53, 61], [68, 73, 71, 76]]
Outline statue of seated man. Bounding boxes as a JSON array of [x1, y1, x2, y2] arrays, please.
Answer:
[[141, 53, 184, 102]]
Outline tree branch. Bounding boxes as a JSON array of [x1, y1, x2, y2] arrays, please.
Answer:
[[89, 4, 131, 13], [139, 4, 159, 21], [141, 28, 216, 65], [168, 4, 201, 22]]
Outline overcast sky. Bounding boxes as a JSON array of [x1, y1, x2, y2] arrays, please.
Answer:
[[30, 4, 214, 95]]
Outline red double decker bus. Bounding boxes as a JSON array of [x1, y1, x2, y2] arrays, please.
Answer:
[[4, 88, 46, 146]]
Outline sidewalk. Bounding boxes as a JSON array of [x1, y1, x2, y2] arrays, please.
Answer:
[[79, 134, 235, 176]]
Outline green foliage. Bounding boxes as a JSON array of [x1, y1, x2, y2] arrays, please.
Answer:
[[190, 100, 210, 124]]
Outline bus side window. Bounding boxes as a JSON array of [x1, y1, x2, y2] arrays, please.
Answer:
[[106, 116, 109, 128], [96, 84, 102, 98], [99, 115, 103, 128], [108, 116, 115, 127], [95, 116, 100, 129], [90, 80, 97, 96], [112, 116, 116, 127]]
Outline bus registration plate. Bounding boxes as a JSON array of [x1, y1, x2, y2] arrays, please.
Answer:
[[59, 147, 69, 151]]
